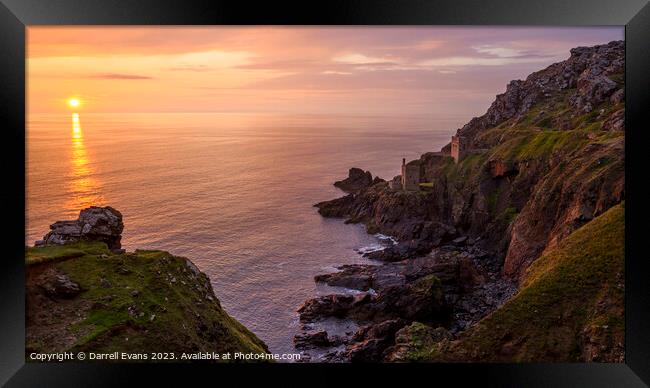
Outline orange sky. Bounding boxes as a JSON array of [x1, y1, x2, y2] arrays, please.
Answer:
[[27, 26, 623, 117]]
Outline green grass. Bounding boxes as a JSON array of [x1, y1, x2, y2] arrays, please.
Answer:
[[26, 243, 269, 360], [490, 130, 588, 162], [476, 88, 623, 165], [404, 203, 625, 362], [443, 152, 489, 184], [26, 241, 108, 265]]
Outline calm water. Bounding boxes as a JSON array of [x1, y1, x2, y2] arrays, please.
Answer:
[[26, 112, 460, 356]]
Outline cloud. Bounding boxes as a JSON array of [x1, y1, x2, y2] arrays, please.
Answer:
[[169, 65, 211, 72], [472, 45, 528, 58], [91, 73, 153, 79], [332, 45, 559, 73], [332, 53, 399, 65], [322, 70, 352, 75], [417, 55, 553, 67], [472, 44, 560, 59], [27, 26, 624, 115]]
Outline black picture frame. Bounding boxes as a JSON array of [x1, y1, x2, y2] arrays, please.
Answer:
[[1, 0, 648, 386]]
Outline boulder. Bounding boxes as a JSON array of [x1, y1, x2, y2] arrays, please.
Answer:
[[38, 206, 124, 251]]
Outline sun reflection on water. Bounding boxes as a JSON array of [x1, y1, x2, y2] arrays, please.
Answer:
[[66, 113, 104, 212]]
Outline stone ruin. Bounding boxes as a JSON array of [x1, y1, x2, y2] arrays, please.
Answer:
[[35, 206, 124, 251], [388, 158, 421, 192], [451, 135, 466, 163], [389, 134, 471, 192], [401, 158, 421, 191]]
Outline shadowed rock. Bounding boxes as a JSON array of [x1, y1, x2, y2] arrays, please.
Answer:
[[294, 330, 330, 349], [334, 168, 374, 193]]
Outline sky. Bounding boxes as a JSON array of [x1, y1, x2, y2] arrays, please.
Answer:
[[27, 26, 623, 117]]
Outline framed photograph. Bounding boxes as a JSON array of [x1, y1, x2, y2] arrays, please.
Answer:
[[1, 0, 649, 386]]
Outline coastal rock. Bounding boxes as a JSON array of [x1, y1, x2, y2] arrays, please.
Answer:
[[364, 239, 436, 262], [297, 294, 358, 322], [315, 194, 356, 218], [314, 265, 373, 290], [301, 272, 447, 325], [294, 330, 330, 349], [334, 168, 374, 193], [38, 206, 124, 251], [374, 274, 446, 322], [346, 319, 407, 362], [317, 246, 487, 297]]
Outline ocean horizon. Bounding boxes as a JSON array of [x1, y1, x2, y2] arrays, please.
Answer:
[[26, 111, 462, 355]]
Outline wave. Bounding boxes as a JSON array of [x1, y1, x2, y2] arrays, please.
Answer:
[[354, 233, 398, 255]]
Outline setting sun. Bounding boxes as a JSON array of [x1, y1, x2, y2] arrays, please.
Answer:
[[67, 98, 80, 108]]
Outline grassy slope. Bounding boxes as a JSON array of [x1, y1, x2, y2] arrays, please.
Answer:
[[434, 87, 624, 239], [404, 202, 625, 362], [26, 242, 268, 359]]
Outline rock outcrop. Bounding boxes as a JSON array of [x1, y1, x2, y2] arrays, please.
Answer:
[[36, 206, 124, 251], [334, 168, 375, 193], [458, 40, 624, 149]]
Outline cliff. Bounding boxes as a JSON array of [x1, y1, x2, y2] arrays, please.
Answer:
[[303, 41, 625, 362], [316, 40, 624, 282], [26, 207, 269, 360]]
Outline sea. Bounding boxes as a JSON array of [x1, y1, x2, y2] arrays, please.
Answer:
[[26, 112, 461, 357]]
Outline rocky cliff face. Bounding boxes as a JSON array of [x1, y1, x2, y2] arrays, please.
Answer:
[[315, 40, 625, 282], [458, 40, 624, 148]]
